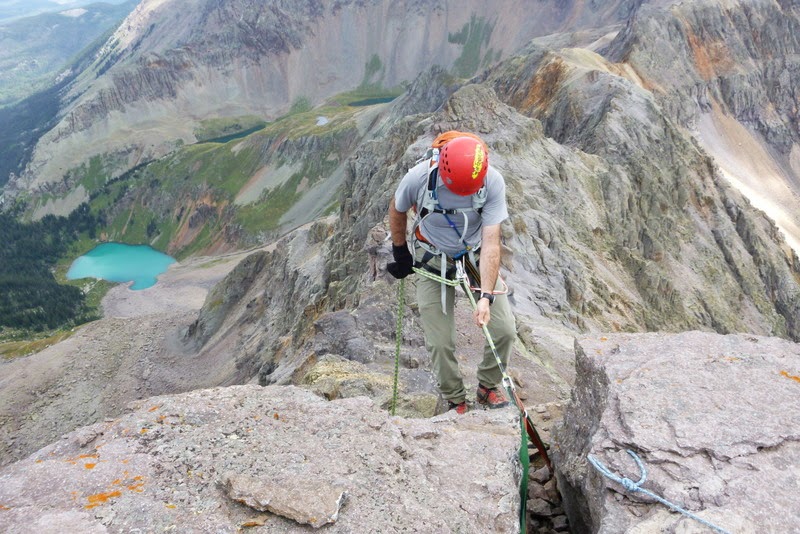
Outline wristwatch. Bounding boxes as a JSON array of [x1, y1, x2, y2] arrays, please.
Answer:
[[479, 292, 495, 305]]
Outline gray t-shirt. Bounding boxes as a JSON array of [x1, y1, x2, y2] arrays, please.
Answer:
[[395, 160, 509, 256]]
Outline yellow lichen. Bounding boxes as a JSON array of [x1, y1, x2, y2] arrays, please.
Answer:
[[780, 370, 800, 384], [85, 490, 122, 509]]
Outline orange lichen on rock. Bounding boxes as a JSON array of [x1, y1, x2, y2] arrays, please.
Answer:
[[0, 505, 10, 511], [127, 475, 146, 492], [780, 370, 800, 384], [148, 405, 161, 412], [84, 463, 97, 470], [66, 453, 99, 465], [241, 517, 269, 527], [683, 23, 736, 81], [85, 490, 122, 509], [522, 58, 566, 112]]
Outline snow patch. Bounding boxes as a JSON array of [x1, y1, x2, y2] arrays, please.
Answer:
[[59, 8, 87, 17], [316, 116, 329, 126]]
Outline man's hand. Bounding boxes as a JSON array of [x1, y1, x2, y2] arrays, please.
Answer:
[[474, 297, 491, 326], [387, 243, 414, 279]]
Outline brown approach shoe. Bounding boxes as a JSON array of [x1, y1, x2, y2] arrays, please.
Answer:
[[448, 401, 469, 415], [476, 384, 510, 409]]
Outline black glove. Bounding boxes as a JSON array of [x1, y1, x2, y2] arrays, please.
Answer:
[[387, 243, 414, 279]]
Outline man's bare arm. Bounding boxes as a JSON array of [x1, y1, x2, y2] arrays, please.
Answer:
[[474, 223, 501, 326], [479, 224, 501, 294], [388, 198, 408, 246]]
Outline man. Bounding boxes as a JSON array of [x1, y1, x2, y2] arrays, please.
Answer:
[[387, 132, 516, 414]]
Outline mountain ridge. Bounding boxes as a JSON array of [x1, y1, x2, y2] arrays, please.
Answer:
[[6, 0, 646, 204], [1, 3, 799, 531], [0, 0, 138, 106]]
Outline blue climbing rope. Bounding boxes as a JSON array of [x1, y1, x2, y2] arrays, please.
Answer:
[[587, 450, 731, 534]]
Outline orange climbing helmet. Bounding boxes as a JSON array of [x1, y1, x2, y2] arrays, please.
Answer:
[[437, 135, 489, 196]]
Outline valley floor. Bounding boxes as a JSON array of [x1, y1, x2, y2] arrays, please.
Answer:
[[0, 246, 258, 467]]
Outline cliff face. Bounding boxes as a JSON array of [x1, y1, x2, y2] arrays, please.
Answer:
[[555, 332, 800, 533], [603, 0, 800, 254], [480, 41, 800, 340], [10, 0, 645, 197]]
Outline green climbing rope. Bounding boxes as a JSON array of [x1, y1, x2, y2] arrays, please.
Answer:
[[415, 261, 549, 530], [391, 278, 405, 416]]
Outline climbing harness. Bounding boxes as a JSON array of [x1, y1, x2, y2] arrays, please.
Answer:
[[390, 278, 405, 416], [588, 450, 731, 534]]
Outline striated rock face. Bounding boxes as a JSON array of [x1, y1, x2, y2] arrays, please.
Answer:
[[481, 42, 800, 340], [0, 385, 523, 533], [603, 0, 800, 255], [554, 332, 800, 533]]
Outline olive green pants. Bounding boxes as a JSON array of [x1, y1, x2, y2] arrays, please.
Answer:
[[415, 267, 516, 405]]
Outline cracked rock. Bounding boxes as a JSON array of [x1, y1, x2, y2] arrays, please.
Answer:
[[554, 332, 800, 533]]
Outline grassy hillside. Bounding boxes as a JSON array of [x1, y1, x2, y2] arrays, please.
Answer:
[[0, 19, 130, 187], [0, 1, 137, 106], [56, 89, 400, 259]]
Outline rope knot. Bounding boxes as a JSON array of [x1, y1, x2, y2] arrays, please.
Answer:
[[587, 449, 732, 534]]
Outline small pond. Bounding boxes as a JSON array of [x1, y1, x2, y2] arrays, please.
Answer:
[[66, 243, 176, 290]]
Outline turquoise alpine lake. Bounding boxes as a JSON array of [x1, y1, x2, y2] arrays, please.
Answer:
[[67, 243, 176, 290]]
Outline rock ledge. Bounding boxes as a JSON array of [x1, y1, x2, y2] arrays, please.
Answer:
[[554, 332, 800, 533], [0, 385, 522, 533]]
